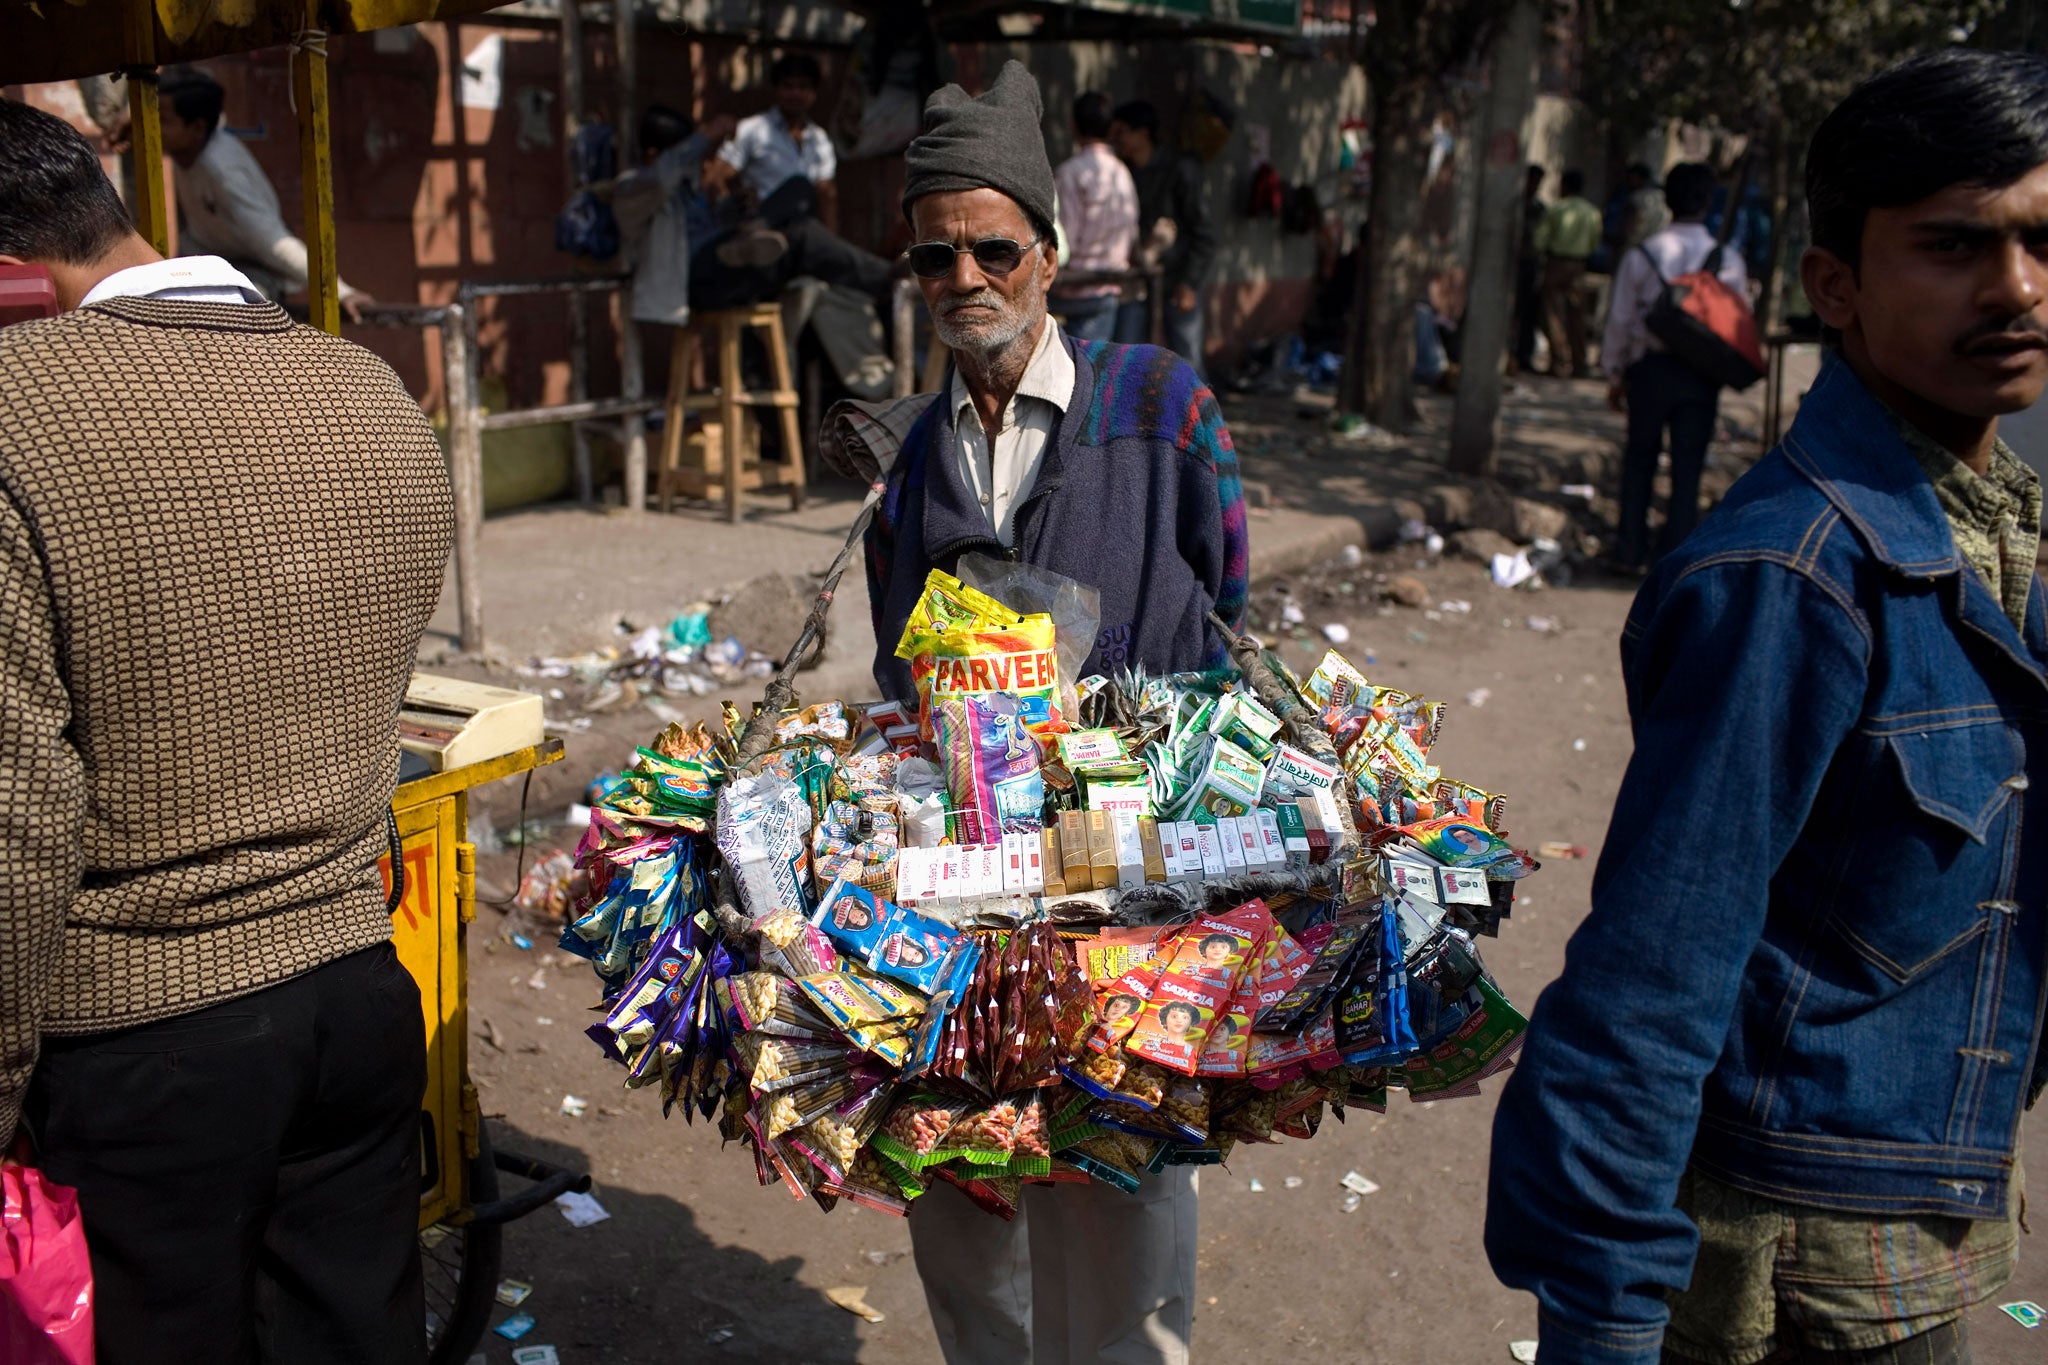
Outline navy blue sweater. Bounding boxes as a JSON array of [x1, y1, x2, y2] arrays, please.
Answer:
[[865, 336, 1248, 702]]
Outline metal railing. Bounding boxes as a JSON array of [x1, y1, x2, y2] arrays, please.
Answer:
[[355, 276, 654, 656]]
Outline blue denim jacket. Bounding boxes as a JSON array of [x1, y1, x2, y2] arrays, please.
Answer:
[[1485, 354, 2048, 1365]]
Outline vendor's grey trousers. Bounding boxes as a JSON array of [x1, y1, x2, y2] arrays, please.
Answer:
[[910, 1167, 1199, 1365]]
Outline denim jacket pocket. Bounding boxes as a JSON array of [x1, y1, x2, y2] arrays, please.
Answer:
[[1886, 721, 2025, 844], [1825, 719, 2023, 985]]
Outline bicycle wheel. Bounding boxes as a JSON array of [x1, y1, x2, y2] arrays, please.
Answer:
[[422, 1121, 503, 1365]]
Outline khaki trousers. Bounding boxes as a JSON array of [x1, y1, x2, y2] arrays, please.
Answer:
[[910, 1167, 1200, 1365], [1541, 256, 1591, 377]]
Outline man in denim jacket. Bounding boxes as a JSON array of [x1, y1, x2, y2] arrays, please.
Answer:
[[1487, 51, 2048, 1364]]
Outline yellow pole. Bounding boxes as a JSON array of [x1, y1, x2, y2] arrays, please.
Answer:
[[122, 0, 167, 255], [292, 24, 339, 334]]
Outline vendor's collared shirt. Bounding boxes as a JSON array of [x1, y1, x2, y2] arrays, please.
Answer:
[[1890, 410, 2042, 631], [952, 317, 1076, 546], [80, 256, 264, 308]]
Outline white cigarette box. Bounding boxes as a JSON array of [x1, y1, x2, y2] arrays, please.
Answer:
[[1195, 821, 1226, 877], [934, 845, 964, 899], [1112, 812, 1146, 890], [1023, 829, 1045, 892], [1001, 833, 1026, 893], [1219, 816, 1248, 872], [1176, 823, 1204, 882], [1255, 809, 1286, 872], [1157, 820, 1185, 879], [1233, 815, 1264, 870]]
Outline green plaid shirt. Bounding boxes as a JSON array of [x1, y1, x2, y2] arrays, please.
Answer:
[[1889, 411, 2042, 631]]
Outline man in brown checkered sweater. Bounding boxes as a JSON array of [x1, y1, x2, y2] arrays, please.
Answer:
[[0, 99, 452, 1363]]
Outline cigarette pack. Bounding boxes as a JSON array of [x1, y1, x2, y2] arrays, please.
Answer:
[[1232, 816, 1265, 870], [1086, 809, 1119, 887], [1139, 818, 1167, 883], [1059, 810, 1094, 892], [1194, 821, 1226, 877], [1039, 826, 1063, 896], [1023, 830, 1046, 893], [897, 846, 939, 903], [974, 843, 1004, 897], [1175, 823, 1204, 882], [1157, 820, 1185, 879], [1297, 797, 1331, 865], [935, 845, 964, 899], [1275, 802, 1311, 870], [1255, 809, 1286, 871], [1113, 813, 1146, 890], [1219, 817, 1248, 872], [1001, 833, 1026, 893]]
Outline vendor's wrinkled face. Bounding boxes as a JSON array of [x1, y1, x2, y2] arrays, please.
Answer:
[[1804, 162, 2048, 422], [910, 188, 1055, 357]]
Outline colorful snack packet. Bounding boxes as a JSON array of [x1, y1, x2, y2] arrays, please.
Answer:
[[934, 694, 1046, 843], [722, 972, 834, 1038], [1080, 926, 1168, 990], [717, 774, 815, 917], [872, 1093, 978, 1170], [1334, 900, 1419, 1067], [794, 971, 900, 1031], [1399, 978, 1527, 1097], [752, 905, 840, 979], [897, 585, 1063, 739], [1432, 778, 1508, 834], [1398, 812, 1535, 878], [811, 879, 971, 995]]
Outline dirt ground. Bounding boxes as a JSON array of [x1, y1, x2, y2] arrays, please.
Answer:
[[449, 538, 2048, 1365]]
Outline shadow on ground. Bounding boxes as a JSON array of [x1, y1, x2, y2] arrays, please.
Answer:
[[481, 1118, 867, 1365]]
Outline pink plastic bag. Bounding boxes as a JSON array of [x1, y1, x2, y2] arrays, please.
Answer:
[[2, 1162, 94, 1365]]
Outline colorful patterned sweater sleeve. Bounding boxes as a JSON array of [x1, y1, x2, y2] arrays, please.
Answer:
[[1190, 382, 1249, 640]]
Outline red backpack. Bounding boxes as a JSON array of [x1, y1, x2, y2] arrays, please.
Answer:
[[1641, 243, 1766, 390]]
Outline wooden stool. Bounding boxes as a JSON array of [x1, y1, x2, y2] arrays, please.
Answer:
[[656, 302, 806, 522]]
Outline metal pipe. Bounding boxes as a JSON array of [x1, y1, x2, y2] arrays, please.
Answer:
[[612, 0, 644, 511], [480, 396, 659, 432], [561, 0, 592, 504], [447, 293, 487, 655]]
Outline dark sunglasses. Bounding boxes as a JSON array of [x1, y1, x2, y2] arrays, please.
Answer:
[[905, 235, 1043, 280]]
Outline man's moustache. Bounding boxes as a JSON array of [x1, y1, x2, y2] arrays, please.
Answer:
[[1957, 316, 2048, 354], [939, 291, 1005, 315]]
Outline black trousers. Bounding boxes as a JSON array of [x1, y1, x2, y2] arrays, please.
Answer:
[[1618, 351, 1723, 567], [24, 942, 427, 1365], [1513, 254, 1543, 369]]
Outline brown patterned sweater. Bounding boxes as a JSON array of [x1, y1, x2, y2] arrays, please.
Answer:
[[0, 297, 453, 1141]]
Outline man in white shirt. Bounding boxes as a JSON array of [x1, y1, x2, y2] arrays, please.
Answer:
[[1051, 91, 1138, 343], [157, 66, 369, 321], [703, 52, 842, 236], [1602, 161, 1750, 567]]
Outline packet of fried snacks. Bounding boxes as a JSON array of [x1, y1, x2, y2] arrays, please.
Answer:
[[722, 972, 833, 1039], [788, 1081, 895, 1183], [1124, 901, 1274, 1074], [733, 1035, 858, 1092], [752, 906, 839, 979], [820, 1145, 915, 1217], [935, 1094, 1025, 1166], [870, 1092, 978, 1171]]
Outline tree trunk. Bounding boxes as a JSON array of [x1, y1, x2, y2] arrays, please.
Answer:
[[1365, 83, 1437, 431], [1338, 78, 1436, 428], [1447, 0, 1543, 477]]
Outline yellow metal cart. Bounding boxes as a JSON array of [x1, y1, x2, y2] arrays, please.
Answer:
[[384, 738, 584, 1362]]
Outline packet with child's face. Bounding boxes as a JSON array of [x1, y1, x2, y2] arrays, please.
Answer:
[[1125, 901, 1273, 1074]]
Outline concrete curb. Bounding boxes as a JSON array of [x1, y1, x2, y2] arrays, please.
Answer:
[[1247, 507, 1372, 581]]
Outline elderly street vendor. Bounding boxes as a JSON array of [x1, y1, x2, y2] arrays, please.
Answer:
[[862, 59, 1248, 1365]]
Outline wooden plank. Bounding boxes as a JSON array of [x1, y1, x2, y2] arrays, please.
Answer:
[[122, 3, 169, 256], [291, 18, 339, 335]]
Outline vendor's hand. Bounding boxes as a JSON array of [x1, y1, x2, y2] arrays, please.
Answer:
[[1606, 379, 1627, 413], [702, 113, 737, 143], [341, 292, 373, 325], [1172, 283, 1197, 312]]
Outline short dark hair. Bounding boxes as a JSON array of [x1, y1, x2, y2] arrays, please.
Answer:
[[1809, 48, 2048, 267], [1560, 168, 1586, 196], [1524, 163, 1545, 185], [769, 52, 822, 87], [1664, 162, 1716, 219], [1111, 99, 1159, 140], [1074, 92, 1114, 141], [640, 103, 692, 154], [159, 65, 226, 134], [1624, 161, 1653, 183], [0, 99, 135, 265]]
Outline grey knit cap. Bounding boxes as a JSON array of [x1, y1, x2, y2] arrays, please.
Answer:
[[901, 60, 1057, 234]]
